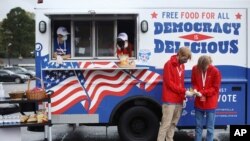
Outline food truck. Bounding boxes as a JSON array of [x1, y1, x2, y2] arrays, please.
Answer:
[[35, 0, 250, 140]]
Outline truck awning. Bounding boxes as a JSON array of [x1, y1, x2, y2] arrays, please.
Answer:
[[45, 12, 137, 19]]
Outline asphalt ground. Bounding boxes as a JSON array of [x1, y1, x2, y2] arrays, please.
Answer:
[[20, 124, 230, 141], [2, 82, 230, 141]]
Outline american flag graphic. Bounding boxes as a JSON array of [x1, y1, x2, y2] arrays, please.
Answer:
[[41, 55, 161, 114]]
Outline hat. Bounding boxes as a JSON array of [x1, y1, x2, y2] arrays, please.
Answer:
[[57, 26, 69, 36], [117, 32, 128, 41]]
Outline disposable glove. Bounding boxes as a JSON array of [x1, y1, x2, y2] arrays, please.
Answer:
[[196, 92, 202, 97], [185, 90, 194, 97], [194, 89, 202, 97]]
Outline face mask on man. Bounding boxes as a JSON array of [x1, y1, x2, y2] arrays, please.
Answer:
[[62, 35, 68, 41], [179, 56, 189, 64]]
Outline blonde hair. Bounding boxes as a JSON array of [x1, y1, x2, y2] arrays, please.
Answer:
[[197, 55, 212, 71], [177, 47, 192, 60]]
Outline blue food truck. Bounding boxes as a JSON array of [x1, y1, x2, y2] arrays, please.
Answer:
[[35, 0, 250, 140]]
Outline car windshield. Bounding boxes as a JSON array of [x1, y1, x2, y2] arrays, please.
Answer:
[[19, 67, 28, 72], [23, 66, 35, 71], [4, 70, 15, 74], [4, 66, 29, 72]]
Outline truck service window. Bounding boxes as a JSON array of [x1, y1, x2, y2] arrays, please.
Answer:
[[51, 14, 137, 60], [52, 20, 71, 59]]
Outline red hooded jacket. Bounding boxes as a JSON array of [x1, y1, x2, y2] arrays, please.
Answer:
[[162, 55, 186, 104], [191, 65, 221, 110]]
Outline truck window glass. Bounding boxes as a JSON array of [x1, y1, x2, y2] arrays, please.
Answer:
[[74, 21, 92, 57], [96, 21, 115, 57]]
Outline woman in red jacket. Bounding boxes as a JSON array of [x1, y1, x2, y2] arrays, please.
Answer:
[[191, 55, 221, 141], [157, 47, 193, 141]]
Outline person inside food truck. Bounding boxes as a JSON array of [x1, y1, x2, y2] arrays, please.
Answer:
[[116, 32, 134, 57], [53, 26, 71, 60]]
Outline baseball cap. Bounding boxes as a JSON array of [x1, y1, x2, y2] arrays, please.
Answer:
[[57, 26, 69, 36], [117, 32, 128, 41]]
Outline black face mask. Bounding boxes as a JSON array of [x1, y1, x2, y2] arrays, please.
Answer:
[[179, 56, 188, 64], [117, 40, 125, 51]]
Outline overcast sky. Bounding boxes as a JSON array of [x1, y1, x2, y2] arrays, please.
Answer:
[[0, 0, 35, 21]]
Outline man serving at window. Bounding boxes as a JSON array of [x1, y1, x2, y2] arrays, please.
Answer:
[[53, 26, 71, 60]]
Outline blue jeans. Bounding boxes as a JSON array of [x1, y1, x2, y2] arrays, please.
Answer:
[[195, 109, 215, 141]]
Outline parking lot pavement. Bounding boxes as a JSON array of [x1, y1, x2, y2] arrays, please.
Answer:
[[21, 124, 230, 141]]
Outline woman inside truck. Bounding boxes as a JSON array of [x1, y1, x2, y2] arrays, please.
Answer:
[[116, 32, 134, 57]]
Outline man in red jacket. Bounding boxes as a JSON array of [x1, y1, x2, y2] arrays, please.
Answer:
[[157, 47, 193, 141], [191, 55, 221, 141]]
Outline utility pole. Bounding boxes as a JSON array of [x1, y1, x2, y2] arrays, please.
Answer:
[[7, 43, 12, 66]]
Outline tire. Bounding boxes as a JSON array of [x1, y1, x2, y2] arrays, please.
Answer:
[[118, 106, 159, 141], [15, 78, 21, 84]]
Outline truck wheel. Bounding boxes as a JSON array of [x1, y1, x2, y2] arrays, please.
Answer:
[[118, 106, 159, 141]]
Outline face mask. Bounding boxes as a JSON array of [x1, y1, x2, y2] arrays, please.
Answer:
[[117, 40, 125, 50], [202, 65, 209, 71], [124, 41, 128, 48], [179, 56, 189, 64], [62, 35, 68, 41]]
